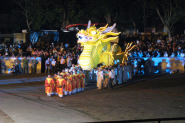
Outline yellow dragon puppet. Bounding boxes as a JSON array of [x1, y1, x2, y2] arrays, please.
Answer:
[[77, 20, 136, 70]]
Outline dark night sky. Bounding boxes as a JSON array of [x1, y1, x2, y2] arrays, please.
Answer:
[[0, 0, 185, 35]]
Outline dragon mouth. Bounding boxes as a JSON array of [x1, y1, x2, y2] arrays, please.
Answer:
[[77, 33, 92, 43]]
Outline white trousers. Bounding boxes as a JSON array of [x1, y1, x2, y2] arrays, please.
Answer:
[[58, 94, 63, 98], [47, 93, 51, 97]]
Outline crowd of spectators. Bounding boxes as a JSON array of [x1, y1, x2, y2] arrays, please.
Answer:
[[0, 41, 83, 74], [124, 34, 185, 58], [0, 41, 82, 59], [0, 34, 185, 74], [1, 34, 185, 59]]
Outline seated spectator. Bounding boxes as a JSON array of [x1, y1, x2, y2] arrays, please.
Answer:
[[164, 52, 168, 57], [11, 65, 16, 75], [170, 52, 175, 57], [180, 52, 184, 58]]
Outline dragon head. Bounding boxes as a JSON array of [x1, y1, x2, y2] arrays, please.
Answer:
[[77, 20, 120, 45]]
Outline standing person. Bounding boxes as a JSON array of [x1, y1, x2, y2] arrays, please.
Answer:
[[92, 68, 97, 82], [45, 74, 55, 97], [66, 72, 72, 95], [51, 58, 56, 73], [14, 56, 20, 75], [89, 70, 93, 82], [112, 67, 117, 85], [74, 70, 80, 93], [60, 56, 65, 72], [69, 64, 75, 72], [0, 56, 2, 74], [117, 64, 123, 84], [57, 54, 61, 69], [103, 68, 109, 88], [77, 55, 80, 65], [31, 57, 38, 74], [108, 68, 114, 90], [45, 57, 51, 73], [22, 56, 28, 74], [123, 63, 129, 83], [71, 72, 76, 94], [56, 75, 65, 98], [79, 70, 85, 91], [96, 68, 103, 89], [61, 69, 67, 77], [69, 72, 76, 94], [128, 62, 133, 79], [67, 55, 72, 68], [72, 54, 77, 65], [53, 73, 58, 95]]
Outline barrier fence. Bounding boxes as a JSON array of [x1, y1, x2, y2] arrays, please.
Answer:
[[0, 57, 184, 74], [0, 57, 41, 74]]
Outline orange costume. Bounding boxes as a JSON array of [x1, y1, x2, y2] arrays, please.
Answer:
[[71, 75, 76, 94], [75, 74, 81, 92], [56, 78, 65, 97], [60, 72, 67, 77], [66, 76, 73, 95], [53, 76, 58, 95], [80, 73, 85, 91], [45, 77, 55, 96]]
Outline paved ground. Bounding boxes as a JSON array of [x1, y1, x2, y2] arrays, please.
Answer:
[[0, 73, 47, 80], [0, 73, 185, 123], [0, 73, 94, 123]]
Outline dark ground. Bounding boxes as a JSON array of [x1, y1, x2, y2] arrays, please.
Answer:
[[0, 73, 185, 122]]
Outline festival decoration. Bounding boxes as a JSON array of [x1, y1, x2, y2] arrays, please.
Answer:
[[77, 20, 136, 70], [116, 42, 137, 63]]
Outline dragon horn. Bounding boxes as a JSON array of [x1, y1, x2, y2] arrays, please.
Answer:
[[125, 43, 130, 52], [87, 20, 91, 29], [105, 24, 108, 28], [128, 45, 137, 52], [129, 42, 133, 48], [102, 23, 116, 34]]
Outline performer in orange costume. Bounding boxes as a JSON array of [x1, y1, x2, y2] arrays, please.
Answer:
[[66, 72, 73, 95], [57, 71, 60, 78], [45, 74, 55, 97], [60, 69, 67, 77], [56, 75, 65, 97], [74, 70, 81, 92], [70, 72, 76, 94], [53, 73, 58, 95], [80, 70, 85, 91]]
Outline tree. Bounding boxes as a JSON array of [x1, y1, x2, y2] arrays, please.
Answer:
[[14, 0, 85, 30], [154, 0, 185, 38], [14, 0, 33, 31]]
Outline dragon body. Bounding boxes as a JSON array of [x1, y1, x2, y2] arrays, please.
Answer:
[[77, 20, 136, 70]]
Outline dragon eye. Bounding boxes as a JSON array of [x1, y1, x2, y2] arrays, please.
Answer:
[[90, 31, 97, 35], [79, 36, 82, 39]]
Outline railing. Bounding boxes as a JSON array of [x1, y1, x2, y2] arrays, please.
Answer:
[[105, 117, 185, 123]]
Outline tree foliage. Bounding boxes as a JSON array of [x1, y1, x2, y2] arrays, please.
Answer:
[[3, 0, 185, 34], [153, 0, 185, 37]]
